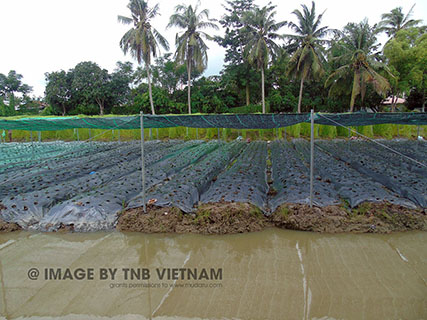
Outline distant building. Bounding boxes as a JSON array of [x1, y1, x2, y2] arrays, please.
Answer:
[[382, 96, 406, 105]]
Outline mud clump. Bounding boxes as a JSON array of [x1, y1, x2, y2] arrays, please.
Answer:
[[117, 202, 269, 234], [0, 203, 21, 232], [0, 219, 21, 232], [56, 223, 75, 233]]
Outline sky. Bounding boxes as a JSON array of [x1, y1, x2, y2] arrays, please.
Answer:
[[0, 0, 426, 97]]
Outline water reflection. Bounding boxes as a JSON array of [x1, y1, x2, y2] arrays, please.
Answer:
[[0, 229, 425, 320]]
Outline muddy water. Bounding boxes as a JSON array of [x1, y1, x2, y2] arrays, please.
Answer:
[[0, 229, 426, 320]]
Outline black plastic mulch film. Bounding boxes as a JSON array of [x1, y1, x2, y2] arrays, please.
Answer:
[[1, 112, 426, 131], [1, 140, 425, 231]]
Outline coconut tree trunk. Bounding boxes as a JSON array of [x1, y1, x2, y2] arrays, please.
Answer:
[[146, 65, 155, 115], [297, 76, 305, 113], [261, 66, 265, 114], [187, 60, 192, 114], [349, 72, 359, 113], [246, 84, 250, 106]]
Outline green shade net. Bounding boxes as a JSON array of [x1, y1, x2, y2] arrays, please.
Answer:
[[0, 113, 426, 131], [315, 113, 427, 126]]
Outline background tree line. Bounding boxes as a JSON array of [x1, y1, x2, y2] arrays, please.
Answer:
[[1, 0, 426, 117]]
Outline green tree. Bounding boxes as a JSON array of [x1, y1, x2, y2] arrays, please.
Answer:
[[407, 88, 426, 111], [325, 20, 392, 112], [167, 2, 218, 114], [268, 49, 299, 112], [135, 53, 197, 94], [217, 0, 255, 106], [191, 76, 231, 113], [411, 32, 427, 112], [71, 62, 112, 115], [242, 4, 286, 113], [286, 1, 331, 113], [18, 96, 43, 115], [118, 0, 169, 115], [150, 53, 185, 93], [111, 61, 134, 107], [0, 71, 31, 97], [220, 63, 259, 108], [0, 70, 32, 116], [45, 70, 72, 116], [378, 4, 423, 38], [133, 85, 173, 114], [385, 28, 427, 111]]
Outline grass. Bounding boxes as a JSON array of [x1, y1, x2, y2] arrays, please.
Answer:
[[249, 205, 263, 218], [356, 126, 374, 138], [194, 208, 211, 225], [349, 202, 399, 224], [318, 125, 337, 139], [1, 114, 426, 142], [278, 206, 290, 218], [356, 203, 370, 214]]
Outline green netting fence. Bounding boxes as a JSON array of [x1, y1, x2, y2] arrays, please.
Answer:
[[0, 113, 426, 131]]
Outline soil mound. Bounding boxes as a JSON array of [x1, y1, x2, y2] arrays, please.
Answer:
[[118, 202, 426, 234], [117, 202, 269, 234]]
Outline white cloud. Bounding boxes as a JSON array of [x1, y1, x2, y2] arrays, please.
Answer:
[[0, 0, 425, 96]]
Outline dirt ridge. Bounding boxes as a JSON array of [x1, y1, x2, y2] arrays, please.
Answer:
[[117, 202, 427, 234]]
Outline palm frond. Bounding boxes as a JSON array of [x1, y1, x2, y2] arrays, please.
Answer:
[[379, 4, 422, 37], [325, 65, 350, 87], [153, 28, 170, 51], [118, 0, 169, 69], [168, 2, 217, 75], [404, 4, 416, 24], [117, 15, 133, 25], [242, 4, 286, 69], [197, 21, 219, 30]]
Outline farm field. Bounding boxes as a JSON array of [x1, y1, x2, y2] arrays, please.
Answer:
[[0, 139, 426, 232]]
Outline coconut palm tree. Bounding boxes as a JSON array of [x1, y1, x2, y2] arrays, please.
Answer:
[[242, 4, 286, 113], [325, 20, 392, 112], [378, 4, 422, 38], [167, 2, 218, 114], [286, 1, 331, 113], [118, 0, 169, 115], [377, 5, 423, 111]]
